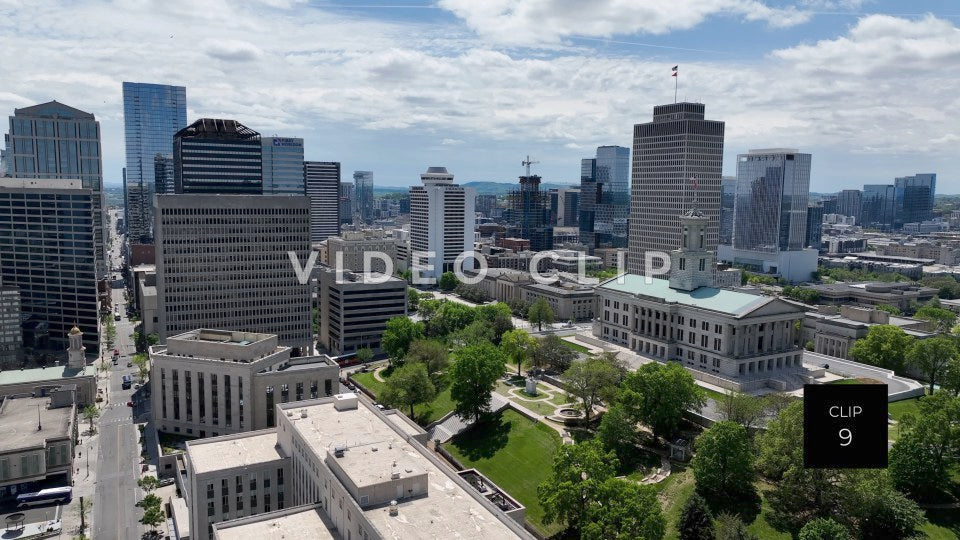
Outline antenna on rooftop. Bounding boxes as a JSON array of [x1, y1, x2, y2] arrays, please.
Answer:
[[521, 155, 539, 177]]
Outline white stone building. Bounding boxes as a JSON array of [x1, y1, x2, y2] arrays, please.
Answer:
[[408, 167, 475, 281]]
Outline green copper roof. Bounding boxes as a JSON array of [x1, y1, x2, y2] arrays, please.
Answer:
[[598, 274, 772, 317]]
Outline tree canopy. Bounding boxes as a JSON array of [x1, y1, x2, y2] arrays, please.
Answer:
[[381, 317, 425, 361], [692, 421, 755, 501], [527, 297, 555, 331], [500, 328, 537, 376], [616, 361, 705, 440], [380, 363, 436, 418], [906, 336, 958, 393], [537, 439, 618, 531], [403, 339, 449, 378], [849, 325, 914, 373], [563, 357, 620, 422], [448, 342, 506, 421], [531, 334, 577, 373]]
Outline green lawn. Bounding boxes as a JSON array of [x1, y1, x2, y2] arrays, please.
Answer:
[[350, 368, 455, 426], [699, 386, 729, 402], [559, 339, 592, 354], [888, 396, 923, 442], [827, 377, 884, 385], [445, 409, 564, 537], [507, 396, 559, 416]]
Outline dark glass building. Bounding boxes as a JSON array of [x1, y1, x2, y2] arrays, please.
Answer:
[[806, 204, 824, 250], [579, 145, 629, 250], [507, 175, 553, 251], [836, 189, 862, 223], [861, 184, 895, 230], [732, 150, 811, 253], [894, 173, 936, 227], [719, 176, 736, 245], [353, 171, 374, 222], [173, 119, 262, 194]]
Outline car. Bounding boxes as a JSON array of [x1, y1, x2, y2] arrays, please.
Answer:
[[126, 401, 134, 407]]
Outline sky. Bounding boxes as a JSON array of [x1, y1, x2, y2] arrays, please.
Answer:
[[1, 0, 959, 192]]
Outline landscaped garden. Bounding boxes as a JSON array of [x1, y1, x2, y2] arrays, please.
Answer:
[[444, 409, 564, 537], [351, 365, 456, 425]]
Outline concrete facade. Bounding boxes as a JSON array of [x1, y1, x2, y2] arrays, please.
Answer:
[[316, 269, 407, 356], [409, 167, 475, 281], [0, 394, 76, 498], [808, 281, 938, 312], [325, 230, 398, 274], [802, 305, 934, 360]]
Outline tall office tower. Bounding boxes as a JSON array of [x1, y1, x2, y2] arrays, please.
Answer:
[[861, 184, 895, 229], [0, 179, 99, 352], [820, 196, 837, 215], [476, 194, 498, 217], [0, 285, 22, 368], [122, 82, 187, 242], [353, 171, 374, 222], [719, 149, 816, 283], [719, 176, 737, 244], [894, 173, 936, 226], [262, 137, 305, 195], [507, 174, 553, 251], [805, 204, 824, 249], [4, 101, 107, 278], [154, 154, 174, 194], [173, 119, 262, 194], [579, 146, 629, 250], [409, 167, 475, 280], [304, 161, 340, 242], [155, 195, 312, 352], [559, 188, 580, 227], [339, 182, 354, 225], [628, 104, 723, 273], [836, 189, 862, 223]]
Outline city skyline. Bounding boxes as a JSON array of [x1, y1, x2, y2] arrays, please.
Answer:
[[1, 1, 958, 191]]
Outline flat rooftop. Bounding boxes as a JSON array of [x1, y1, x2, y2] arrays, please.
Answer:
[[598, 274, 773, 317], [0, 396, 73, 451], [284, 400, 526, 539], [188, 431, 285, 475], [171, 329, 274, 346], [0, 365, 95, 386], [214, 506, 337, 540]]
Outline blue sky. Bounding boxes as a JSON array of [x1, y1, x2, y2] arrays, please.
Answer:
[[1, 0, 958, 192]]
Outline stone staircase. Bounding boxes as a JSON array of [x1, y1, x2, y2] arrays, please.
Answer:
[[429, 393, 509, 443]]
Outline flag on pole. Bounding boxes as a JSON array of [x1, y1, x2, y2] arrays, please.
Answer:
[[671, 65, 678, 77]]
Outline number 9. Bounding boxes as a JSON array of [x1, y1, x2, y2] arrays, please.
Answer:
[[839, 428, 852, 447]]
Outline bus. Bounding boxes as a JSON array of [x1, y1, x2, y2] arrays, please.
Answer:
[[16, 486, 72, 507], [121, 374, 133, 389]]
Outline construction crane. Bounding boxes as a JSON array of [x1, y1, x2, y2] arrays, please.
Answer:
[[521, 155, 539, 177]]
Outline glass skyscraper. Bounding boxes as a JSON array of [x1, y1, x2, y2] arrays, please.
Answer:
[[353, 171, 374, 222], [122, 82, 187, 242], [894, 173, 936, 227], [579, 145, 629, 250], [174, 119, 262, 194], [861, 184, 895, 229], [4, 101, 107, 277], [732, 149, 811, 253], [262, 137, 305, 195]]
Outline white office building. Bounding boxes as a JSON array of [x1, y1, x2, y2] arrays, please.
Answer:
[[409, 167, 475, 281]]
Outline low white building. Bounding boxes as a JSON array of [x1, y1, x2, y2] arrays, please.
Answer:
[[0, 391, 76, 498]]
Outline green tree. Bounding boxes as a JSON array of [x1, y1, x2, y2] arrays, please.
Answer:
[[563, 357, 620, 422], [449, 342, 506, 421], [875, 304, 902, 316], [138, 475, 160, 492], [943, 355, 960, 396], [438, 271, 459, 291], [404, 339, 449, 379], [718, 391, 767, 431], [617, 362, 705, 441], [381, 317, 425, 362], [692, 421, 755, 501], [527, 297, 555, 331], [131, 353, 149, 383], [849, 325, 914, 373], [500, 328, 537, 376], [104, 318, 117, 349], [797, 518, 851, 540], [915, 304, 957, 331], [407, 288, 420, 312], [427, 301, 475, 338], [906, 336, 958, 393], [713, 513, 755, 540], [418, 298, 442, 318], [597, 403, 637, 464], [140, 504, 165, 530], [82, 404, 100, 434], [380, 363, 436, 418], [452, 319, 495, 346], [146, 333, 160, 346], [581, 478, 665, 540], [596, 351, 629, 383], [473, 302, 515, 343], [677, 492, 714, 540], [531, 334, 576, 373], [355, 347, 374, 364], [840, 470, 925, 540], [537, 439, 618, 532], [888, 392, 960, 500], [756, 401, 803, 480]]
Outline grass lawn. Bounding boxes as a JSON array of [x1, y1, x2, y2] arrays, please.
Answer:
[[445, 409, 564, 537], [508, 396, 559, 416], [559, 339, 592, 354], [350, 368, 455, 426], [888, 395, 923, 442], [827, 377, 884, 385], [700, 386, 728, 402]]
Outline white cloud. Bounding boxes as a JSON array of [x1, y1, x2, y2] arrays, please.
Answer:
[[441, 138, 464, 145], [203, 39, 264, 62], [437, 0, 811, 46]]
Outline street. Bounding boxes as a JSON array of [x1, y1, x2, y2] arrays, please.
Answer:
[[92, 210, 146, 540]]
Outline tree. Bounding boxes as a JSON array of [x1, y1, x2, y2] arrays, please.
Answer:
[[449, 342, 506, 421], [617, 362, 705, 441], [527, 297, 555, 331], [914, 304, 958, 331], [943, 355, 960, 396], [875, 304, 902, 316], [136, 492, 162, 511], [97, 360, 112, 379], [438, 271, 458, 291], [840, 470, 925, 540], [677, 492, 714, 540], [381, 317, 425, 362], [473, 302, 514, 343], [131, 353, 149, 383], [500, 328, 536, 376], [407, 288, 420, 312], [82, 404, 100, 434], [756, 401, 803, 480], [888, 392, 960, 500], [427, 301, 475, 338], [797, 518, 851, 540], [146, 333, 160, 346], [718, 391, 767, 431], [418, 298, 442, 319], [380, 363, 436, 418], [849, 325, 914, 373], [355, 347, 374, 364], [452, 319, 496, 346], [580, 478, 665, 540], [563, 358, 620, 422], [762, 392, 795, 416], [692, 421, 755, 501], [404, 339, 449, 378], [597, 403, 638, 464], [140, 504, 165, 530], [596, 351, 628, 383], [531, 334, 576, 373], [713, 513, 755, 540], [138, 475, 160, 492], [906, 336, 958, 394], [537, 439, 618, 532]]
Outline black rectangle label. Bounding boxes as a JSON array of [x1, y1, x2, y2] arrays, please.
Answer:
[[803, 384, 888, 468]]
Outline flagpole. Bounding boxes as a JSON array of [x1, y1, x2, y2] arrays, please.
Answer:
[[674, 72, 678, 104]]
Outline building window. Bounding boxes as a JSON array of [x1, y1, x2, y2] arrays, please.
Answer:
[[207, 501, 214, 517], [699, 258, 705, 271], [679, 258, 685, 270]]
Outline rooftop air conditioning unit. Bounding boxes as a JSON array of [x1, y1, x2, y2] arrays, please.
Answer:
[[389, 500, 398, 516]]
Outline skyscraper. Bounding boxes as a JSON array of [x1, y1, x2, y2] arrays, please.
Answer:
[[836, 189, 862, 223], [304, 161, 341, 242], [122, 82, 187, 242], [0, 285, 22, 368], [409, 167, 475, 280], [718, 149, 817, 283], [155, 194, 312, 352], [861, 184, 895, 230], [339, 182, 354, 225], [507, 174, 553, 251], [579, 145, 629, 250], [4, 101, 107, 277], [353, 171, 374, 222], [894, 173, 936, 227], [262, 137, 305, 195], [558, 188, 580, 227], [173, 119, 262, 194], [0, 178, 99, 351], [805, 204, 824, 250], [719, 176, 737, 245], [628, 103, 724, 274]]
